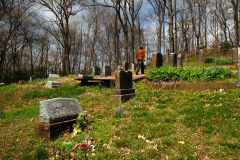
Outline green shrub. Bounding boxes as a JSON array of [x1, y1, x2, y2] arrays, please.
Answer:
[[147, 66, 234, 82], [215, 58, 233, 65], [205, 58, 215, 63]]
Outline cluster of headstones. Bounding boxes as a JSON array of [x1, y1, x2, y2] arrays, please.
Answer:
[[151, 52, 183, 68]]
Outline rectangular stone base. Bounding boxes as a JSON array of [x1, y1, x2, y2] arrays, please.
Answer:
[[113, 89, 135, 95], [111, 93, 136, 103], [35, 119, 76, 140]]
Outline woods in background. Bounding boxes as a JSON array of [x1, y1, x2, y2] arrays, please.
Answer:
[[0, 0, 239, 83]]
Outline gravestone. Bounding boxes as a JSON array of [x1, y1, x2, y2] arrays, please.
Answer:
[[131, 63, 137, 71], [49, 74, 60, 79], [45, 81, 61, 89], [232, 47, 238, 65], [35, 98, 82, 140], [169, 53, 177, 67], [111, 70, 135, 103], [101, 66, 111, 77], [18, 80, 28, 85], [199, 46, 204, 64], [118, 65, 123, 70], [123, 62, 129, 71], [92, 67, 100, 75], [151, 52, 163, 68], [177, 53, 183, 67]]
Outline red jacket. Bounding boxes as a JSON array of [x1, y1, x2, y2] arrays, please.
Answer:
[[136, 49, 145, 60]]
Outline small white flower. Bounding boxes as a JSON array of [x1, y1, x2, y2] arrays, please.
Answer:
[[178, 141, 185, 144], [72, 130, 77, 137]]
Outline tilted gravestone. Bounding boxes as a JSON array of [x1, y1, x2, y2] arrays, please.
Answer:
[[123, 62, 129, 71], [35, 98, 82, 140], [169, 53, 177, 67], [232, 47, 238, 65], [49, 74, 60, 79], [111, 70, 135, 103], [92, 67, 101, 75], [151, 52, 163, 68], [45, 81, 61, 89], [101, 66, 111, 77], [177, 53, 183, 67]]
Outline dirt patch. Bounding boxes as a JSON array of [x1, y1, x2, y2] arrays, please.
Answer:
[[146, 81, 237, 91]]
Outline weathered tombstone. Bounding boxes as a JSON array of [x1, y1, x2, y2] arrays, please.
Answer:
[[151, 52, 163, 68], [177, 53, 183, 67], [35, 98, 82, 140], [49, 74, 60, 79], [118, 65, 123, 70], [111, 70, 135, 103], [131, 63, 137, 71], [123, 62, 129, 71], [45, 81, 61, 89], [169, 53, 177, 67], [199, 45, 204, 64], [101, 66, 111, 77], [232, 47, 238, 65], [92, 67, 101, 75], [236, 43, 240, 86]]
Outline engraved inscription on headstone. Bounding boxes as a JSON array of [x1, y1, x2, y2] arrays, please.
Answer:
[[39, 98, 82, 124]]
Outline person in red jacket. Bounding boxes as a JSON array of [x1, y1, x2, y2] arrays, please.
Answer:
[[135, 46, 145, 75]]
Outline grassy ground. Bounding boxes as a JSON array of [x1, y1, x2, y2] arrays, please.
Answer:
[[0, 65, 240, 159]]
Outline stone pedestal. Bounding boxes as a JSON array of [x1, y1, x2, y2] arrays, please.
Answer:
[[177, 53, 183, 67], [111, 70, 135, 103], [35, 119, 76, 140], [123, 62, 129, 71], [169, 53, 177, 67], [151, 52, 163, 68]]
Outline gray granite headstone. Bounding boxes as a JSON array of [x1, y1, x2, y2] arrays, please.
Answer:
[[49, 74, 60, 79], [101, 66, 111, 77], [199, 46, 204, 64], [39, 98, 82, 124], [45, 81, 61, 88], [92, 67, 101, 75]]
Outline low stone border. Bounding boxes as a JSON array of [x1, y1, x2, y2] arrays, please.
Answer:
[[146, 81, 236, 90]]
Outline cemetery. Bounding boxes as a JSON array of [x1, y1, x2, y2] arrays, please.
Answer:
[[0, 47, 240, 159]]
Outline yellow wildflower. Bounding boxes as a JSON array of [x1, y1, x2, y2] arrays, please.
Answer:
[[77, 129, 82, 133]]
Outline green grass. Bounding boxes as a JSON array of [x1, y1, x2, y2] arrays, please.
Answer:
[[0, 74, 240, 159]]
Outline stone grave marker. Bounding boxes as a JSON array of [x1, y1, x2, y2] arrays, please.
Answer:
[[111, 70, 135, 103], [35, 98, 82, 140], [123, 62, 129, 71], [18, 80, 28, 85], [151, 52, 163, 68], [169, 53, 177, 67], [177, 53, 183, 67], [118, 65, 123, 70], [131, 63, 137, 71], [101, 66, 111, 77], [49, 74, 60, 79], [165, 49, 169, 63], [199, 45, 204, 64], [92, 67, 101, 75], [45, 81, 61, 89], [233, 47, 238, 65]]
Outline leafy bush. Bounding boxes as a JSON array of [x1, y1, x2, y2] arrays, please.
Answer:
[[215, 58, 233, 65], [205, 58, 215, 63], [147, 66, 234, 82]]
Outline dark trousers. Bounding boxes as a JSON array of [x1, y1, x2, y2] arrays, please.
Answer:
[[136, 59, 144, 74]]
